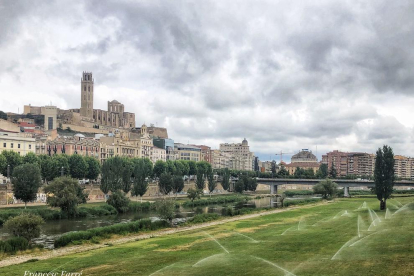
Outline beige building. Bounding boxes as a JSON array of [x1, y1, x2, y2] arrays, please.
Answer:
[[136, 124, 154, 159], [100, 133, 140, 163], [41, 106, 57, 130], [99, 124, 154, 163], [212, 149, 232, 169], [322, 150, 375, 177], [285, 162, 320, 175], [23, 105, 58, 130], [0, 131, 36, 156], [174, 143, 201, 161], [152, 146, 166, 163], [219, 138, 254, 171], [46, 134, 100, 159], [25, 72, 136, 130]]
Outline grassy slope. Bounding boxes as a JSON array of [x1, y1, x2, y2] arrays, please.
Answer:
[[1, 197, 413, 276]]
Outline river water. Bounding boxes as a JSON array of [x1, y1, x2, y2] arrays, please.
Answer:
[[0, 196, 311, 248]]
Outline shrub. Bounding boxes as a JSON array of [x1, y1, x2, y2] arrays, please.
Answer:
[[155, 199, 176, 225], [283, 198, 321, 207], [188, 213, 220, 224], [54, 219, 169, 248], [107, 191, 130, 213], [283, 190, 314, 197], [4, 213, 44, 241], [0, 237, 29, 253], [181, 195, 248, 207], [128, 201, 155, 212]]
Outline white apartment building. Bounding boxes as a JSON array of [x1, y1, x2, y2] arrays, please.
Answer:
[[152, 146, 166, 163], [0, 130, 36, 156], [218, 138, 254, 171]]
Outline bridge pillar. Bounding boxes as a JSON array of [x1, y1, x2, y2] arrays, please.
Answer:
[[344, 186, 350, 197], [270, 184, 278, 195]]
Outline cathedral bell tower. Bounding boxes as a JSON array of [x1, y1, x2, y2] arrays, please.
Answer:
[[80, 72, 94, 118]]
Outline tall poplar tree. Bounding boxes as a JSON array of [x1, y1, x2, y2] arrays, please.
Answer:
[[373, 145, 395, 210]]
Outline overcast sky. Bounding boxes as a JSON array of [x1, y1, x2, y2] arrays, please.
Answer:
[[1, 0, 414, 162]]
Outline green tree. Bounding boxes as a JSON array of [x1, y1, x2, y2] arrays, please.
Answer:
[[195, 171, 205, 190], [85, 156, 101, 180], [277, 166, 289, 177], [142, 158, 154, 178], [22, 152, 39, 166], [329, 162, 337, 178], [44, 177, 88, 217], [248, 177, 258, 191], [159, 172, 173, 195], [294, 167, 305, 178], [121, 158, 134, 193], [174, 160, 186, 176], [172, 175, 185, 197], [51, 154, 70, 179], [0, 154, 6, 177], [12, 164, 42, 209], [207, 171, 217, 196], [155, 199, 176, 226], [166, 160, 176, 175], [179, 160, 190, 176], [153, 160, 167, 178], [234, 179, 245, 194], [373, 145, 395, 210], [187, 188, 202, 204], [316, 163, 328, 179], [68, 154, 88, 179], [221, 168, 231, 191], [188, 161, 197, 176], [39, 155, 55, 181], [1, 150, 22, 176], [107, 191, 130, 213], [304, 168, 315, 179], [4, 213, 44, 241], [131, 158, 150, 202], [313, 179, 338, 199], [0, 110, 7, 120], [100, 156, 128, 195]]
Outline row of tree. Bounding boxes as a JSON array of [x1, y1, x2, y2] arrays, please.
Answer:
[[0, 150, 101, 181]]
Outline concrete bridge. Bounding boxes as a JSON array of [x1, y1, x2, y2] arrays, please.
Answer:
[[256, 178, 414, 197]]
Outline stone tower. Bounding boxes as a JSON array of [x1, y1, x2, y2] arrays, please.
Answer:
[[80, 72, 94, 118]]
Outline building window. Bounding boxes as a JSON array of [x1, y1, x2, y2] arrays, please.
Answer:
[[88, 86, 90, 92], [3, 143, 5, 147], [11, 143, 13, 148], [18, 144, 20, 149], [84, 85, 86, 91], [29, 145, 32, 149], [48, 117, 53, 130]]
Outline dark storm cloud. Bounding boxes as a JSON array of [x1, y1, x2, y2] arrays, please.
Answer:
[[1, 0, 414, 157]]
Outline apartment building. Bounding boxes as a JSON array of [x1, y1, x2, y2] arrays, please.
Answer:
[[174, 143, 201, 161], [219, 138, 254, 171], [46, 134, 100, 159], [0, 130, 36, 156], [212, 149, 232, 169]]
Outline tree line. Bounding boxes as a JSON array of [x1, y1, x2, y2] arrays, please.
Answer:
[[0, 150, 101, 181]]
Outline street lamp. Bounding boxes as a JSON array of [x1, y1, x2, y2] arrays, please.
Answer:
[[61, 166, 64, 177]]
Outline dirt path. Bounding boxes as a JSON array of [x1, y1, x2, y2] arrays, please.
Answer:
[[0, 202, 327, 268]]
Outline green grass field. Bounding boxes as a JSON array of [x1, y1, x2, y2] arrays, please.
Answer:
[[1, 197, 413, 276]]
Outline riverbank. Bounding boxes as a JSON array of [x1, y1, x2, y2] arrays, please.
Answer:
[[2, 197, 413, 276], [0, 200, 327, 267]]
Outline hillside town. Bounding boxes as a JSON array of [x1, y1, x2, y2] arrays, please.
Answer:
[[1, 73, 414, 183]]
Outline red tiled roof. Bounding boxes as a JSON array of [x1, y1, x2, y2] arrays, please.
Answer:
[[18, 122, 36, 127]]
